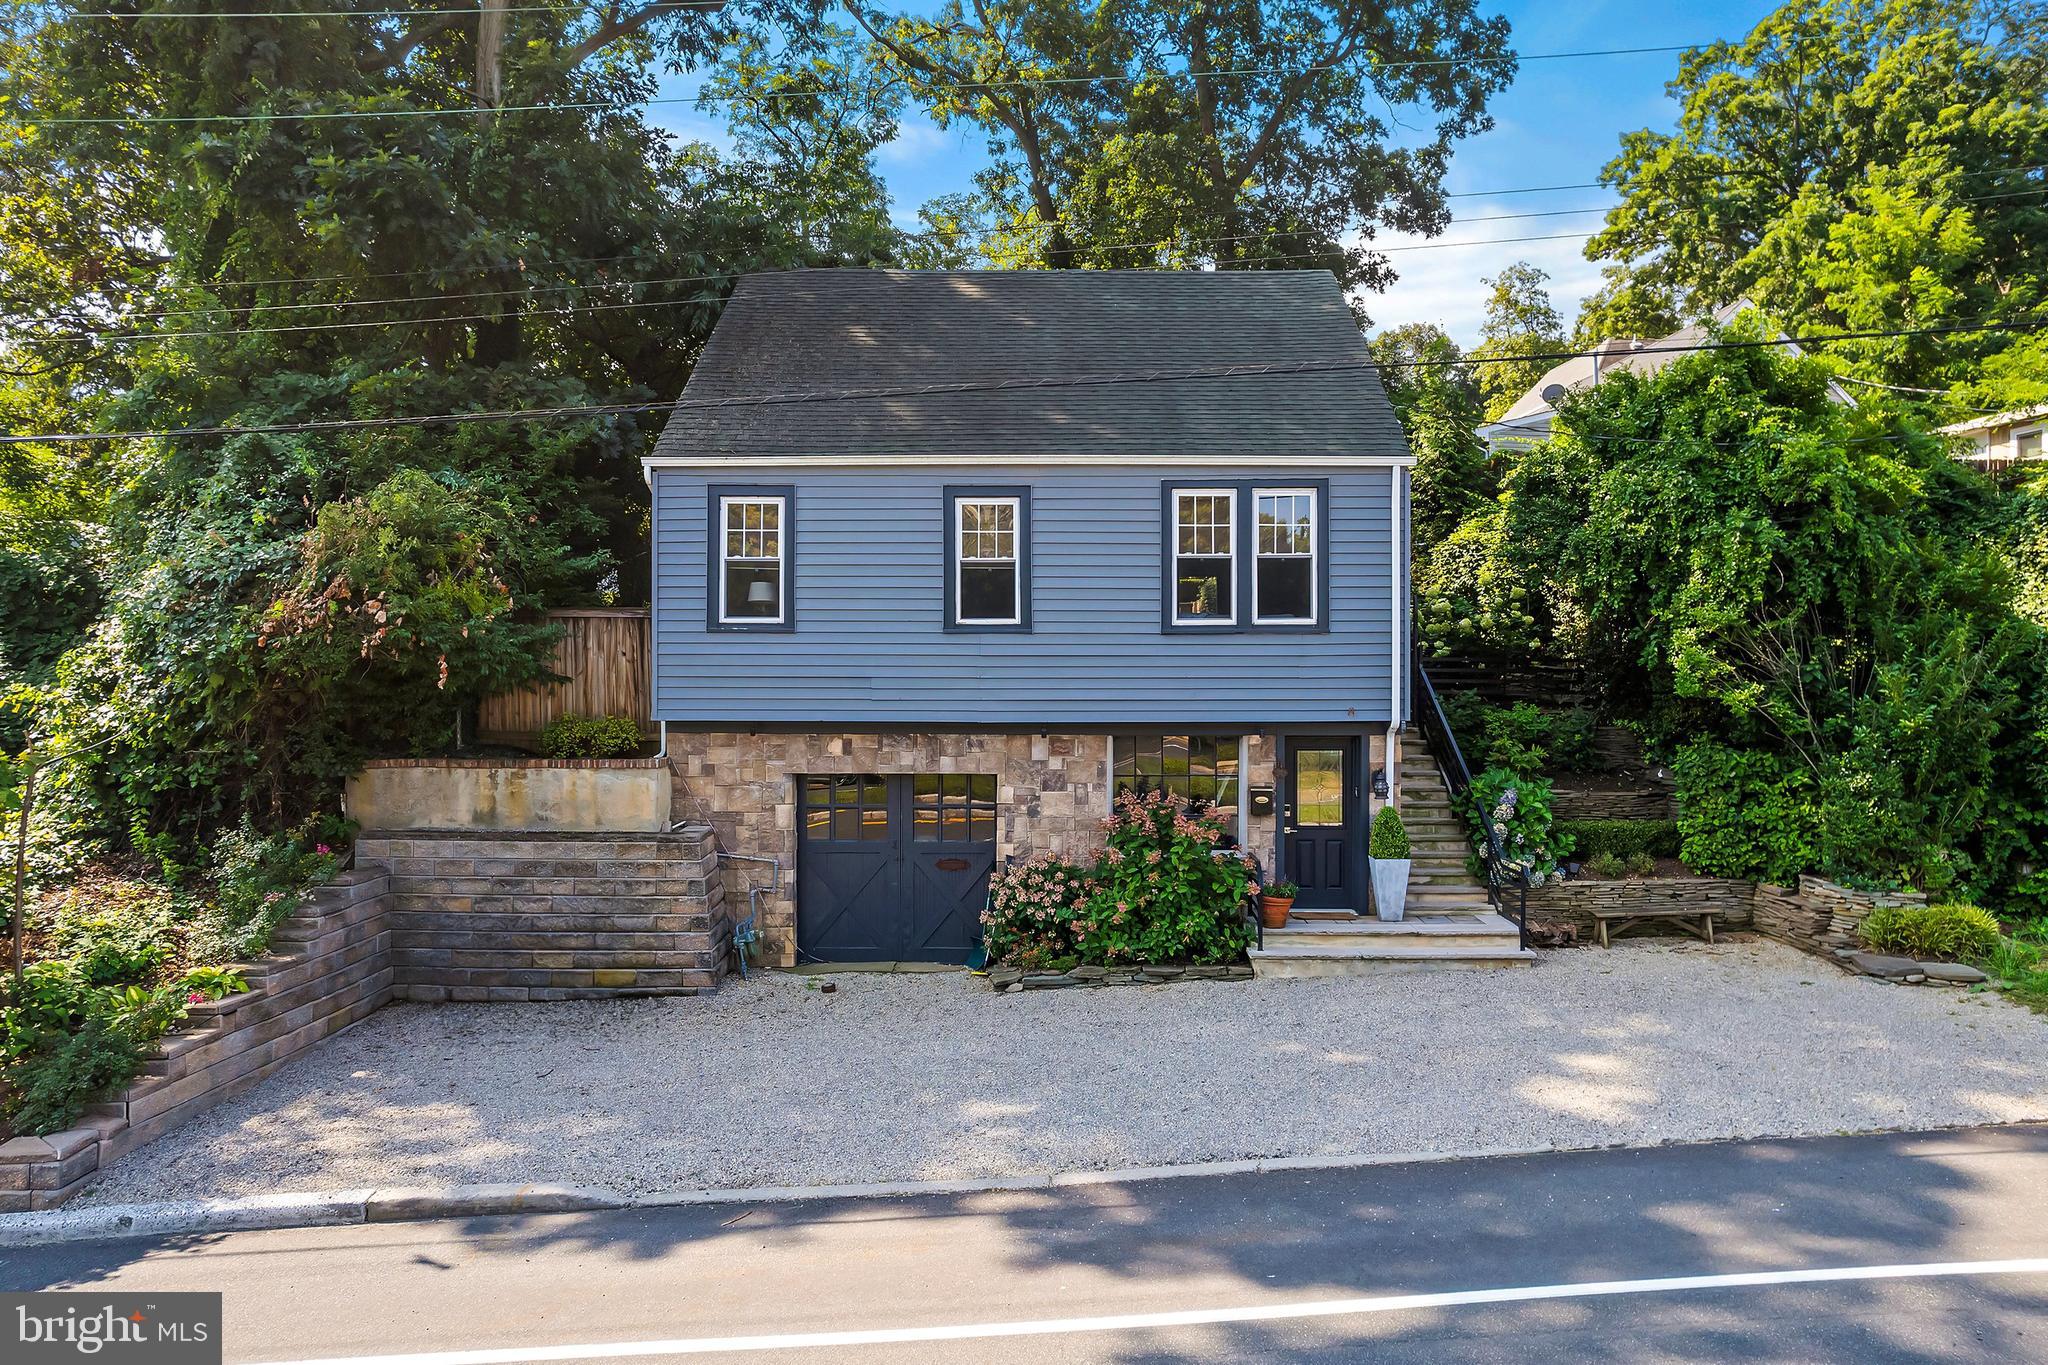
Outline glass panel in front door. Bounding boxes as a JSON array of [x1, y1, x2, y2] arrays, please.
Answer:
[[1295, 748, 1344, 826]]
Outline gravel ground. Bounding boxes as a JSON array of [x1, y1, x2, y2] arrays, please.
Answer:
[[79, 938, 2048, 1203]]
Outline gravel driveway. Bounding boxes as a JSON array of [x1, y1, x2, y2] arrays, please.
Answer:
[[78, 938, 2048, 1203]]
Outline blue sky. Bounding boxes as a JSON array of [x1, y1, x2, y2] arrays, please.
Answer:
[[654, 0, 1782, 344]]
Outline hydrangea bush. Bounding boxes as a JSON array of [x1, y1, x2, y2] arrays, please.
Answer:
[[982, 790, 1257, 969]]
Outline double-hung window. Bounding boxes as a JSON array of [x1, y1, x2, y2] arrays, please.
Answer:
[[712, 487, 792, 628], [946, 487, 1030, 629], [1172, 489, 1236, 625], [1253, 488, 1317, 624]]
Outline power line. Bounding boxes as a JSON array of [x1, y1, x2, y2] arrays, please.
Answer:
[[13, 42, 1704, 127], [6, 315, 2042, 446]]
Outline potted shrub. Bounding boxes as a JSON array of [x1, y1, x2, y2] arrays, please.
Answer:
[[1258, 881, 1298, 930], [1369, 806, 1412, 922]]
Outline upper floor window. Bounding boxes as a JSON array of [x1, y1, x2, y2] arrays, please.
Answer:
[[946, 487, 1031, 630], [1173, 489, 1236, 624], [714, 489, 790, 627], [1254, 488, 1317, 624]]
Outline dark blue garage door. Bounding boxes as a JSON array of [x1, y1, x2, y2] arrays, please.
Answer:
[[796, 774, 994, 963]]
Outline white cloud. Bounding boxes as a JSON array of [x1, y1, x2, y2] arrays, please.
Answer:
[[877, 117, 957, 167], [1350, 200, 1612, 346]]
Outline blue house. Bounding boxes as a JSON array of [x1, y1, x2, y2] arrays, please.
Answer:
[[647, 269, 1416, 966]]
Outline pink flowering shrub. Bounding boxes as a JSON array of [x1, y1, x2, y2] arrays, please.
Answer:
[[982, 855, 1093, 968], [1077, 790, 1257, 965]]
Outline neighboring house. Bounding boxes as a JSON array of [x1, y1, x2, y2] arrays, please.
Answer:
[[1940, 403, 2048, 470], [1476, 300, 1856, 453], [644, 269, 1413, 966]]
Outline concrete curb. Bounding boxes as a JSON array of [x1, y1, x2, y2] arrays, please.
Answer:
[[0, 1147, 1565, 1247]]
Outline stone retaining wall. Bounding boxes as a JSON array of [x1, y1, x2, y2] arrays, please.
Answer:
[[0, 870, 393, 1212], [1527, 876, 1757, 936], [1550, 782, 1678, 821], [1752, 876, 1927, 956], [358, 828, 728, 1001], [346, 757, 671, 833]]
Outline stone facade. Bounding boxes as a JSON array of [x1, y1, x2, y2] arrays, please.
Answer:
[[666, 731, 1280, 967]]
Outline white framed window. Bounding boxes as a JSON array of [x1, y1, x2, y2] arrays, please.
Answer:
[[2017, 427, 2043, 463], [954, 496, 1022, 625], [718, 494, 786, 624], [1172, 488, 1236, 624], [1253, 487, 1318, 624]]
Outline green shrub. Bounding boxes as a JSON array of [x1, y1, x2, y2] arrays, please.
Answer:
[[1555, 819, 1680, 864], [1672, 743, 1819, 883], [41, 881, 179, 986], [1441, 694, 1601, 777], [1858, 902, 2002, 961], [1585, 851, 1627, 879], [1468, 768, 1574, 886], [537, 713, 644, 759], [190, 823, 340, 963], [1624, 851, 1658, 877], [1370, 806, 1410, 860], [0, 961, 187, 1135], [1074, 790, 1257, 966]]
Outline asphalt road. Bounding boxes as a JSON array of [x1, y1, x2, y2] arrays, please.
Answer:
[[10, 1127, 2048, 1363]]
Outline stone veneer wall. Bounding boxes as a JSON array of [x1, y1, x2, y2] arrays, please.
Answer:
[[1526, 876, 1756, 936], [0, 870, 393, 1211], [666, 731, 1281, 967]]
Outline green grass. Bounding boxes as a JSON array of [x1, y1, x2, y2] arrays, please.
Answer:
[[1981, 918, 2048, 1014]]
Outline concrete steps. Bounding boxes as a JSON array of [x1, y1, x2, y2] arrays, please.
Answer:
[[1251, 910, 1535, 976]]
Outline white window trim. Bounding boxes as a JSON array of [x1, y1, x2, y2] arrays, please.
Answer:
[[953, 495, 1023, 626], [1105, 733, 1250, 847], [1171, 486, 1238, 626], [717, 494, 787, 626], [1251, 486, 1319, 626], [2014, 426, 2043, 461]]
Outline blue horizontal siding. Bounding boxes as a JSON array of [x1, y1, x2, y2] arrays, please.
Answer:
[[652, 464, 1402, 726]]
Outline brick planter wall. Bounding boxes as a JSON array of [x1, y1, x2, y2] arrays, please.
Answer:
[[358, 827, 728, 1001], [1526, 876, 1757, 937], [0, 869, 393, 1211]]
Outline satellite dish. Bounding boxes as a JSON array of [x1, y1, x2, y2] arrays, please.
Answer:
[[1540, 383, 1567, 404]]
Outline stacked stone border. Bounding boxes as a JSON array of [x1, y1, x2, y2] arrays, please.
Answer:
[[0, 869, 393, 1212], [1530, 873, 1953, 979], [987, 962, 1256, 990]]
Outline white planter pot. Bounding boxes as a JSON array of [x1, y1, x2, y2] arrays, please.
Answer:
[[1370, 858, 1412, 922]]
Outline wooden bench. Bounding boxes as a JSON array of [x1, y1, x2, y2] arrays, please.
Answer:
[[1592, 906, 1717, 948]]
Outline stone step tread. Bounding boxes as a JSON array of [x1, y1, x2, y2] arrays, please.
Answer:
[[1249, 945, 1537, 964], [1271, 911, 1520, 936]]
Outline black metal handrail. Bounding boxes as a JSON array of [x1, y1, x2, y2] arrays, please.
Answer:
[[1412, 647, 1531, 952]]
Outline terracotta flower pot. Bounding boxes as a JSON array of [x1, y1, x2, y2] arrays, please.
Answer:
[[1258, 895, 1295, 929]]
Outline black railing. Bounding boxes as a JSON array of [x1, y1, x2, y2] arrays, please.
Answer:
[[1411, 648, 1531, 952]]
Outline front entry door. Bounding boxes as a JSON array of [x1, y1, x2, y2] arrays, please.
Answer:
[[1284, 737, 1361, 911], [797, 774, 994, 963]]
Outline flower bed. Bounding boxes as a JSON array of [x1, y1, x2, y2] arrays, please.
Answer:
[[979, 789, 1256, 983]]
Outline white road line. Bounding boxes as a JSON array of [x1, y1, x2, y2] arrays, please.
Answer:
[[242, 1256, 2048, 1365]]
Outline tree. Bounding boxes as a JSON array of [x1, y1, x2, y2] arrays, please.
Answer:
[[1501, 317, 2048, 901], [1584, 0, 2048, 405], [845, 0, 1515, 296], [1369, 323, 1493, 551], [0, 2, 847, 847], [1468, 261, 1565, 421]]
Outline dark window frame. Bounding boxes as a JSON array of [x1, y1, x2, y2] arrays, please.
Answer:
[[943, 484, 1033, 632], [706, 483, 796, 632], [1159, 479, 1330, 634]]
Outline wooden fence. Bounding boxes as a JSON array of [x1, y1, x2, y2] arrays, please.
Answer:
[[477, 608, 653, 745]]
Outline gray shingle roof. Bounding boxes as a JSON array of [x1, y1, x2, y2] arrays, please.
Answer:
[[649, 269, 1406, 459]]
